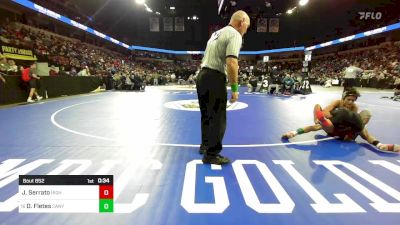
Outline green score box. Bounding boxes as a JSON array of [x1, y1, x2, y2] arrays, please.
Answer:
[[99, 199, 114, 213]]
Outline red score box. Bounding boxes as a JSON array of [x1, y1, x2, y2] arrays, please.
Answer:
[[99, 185, 113, 199]]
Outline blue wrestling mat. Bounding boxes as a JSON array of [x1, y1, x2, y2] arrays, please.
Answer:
[[0, 87, 399, 225]]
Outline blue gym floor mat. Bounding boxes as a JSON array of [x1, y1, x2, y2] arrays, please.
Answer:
[[0, 88, 399, 225]]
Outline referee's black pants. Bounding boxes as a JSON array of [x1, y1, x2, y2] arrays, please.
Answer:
[[196, 68, 227, 157], [343, 78, 356, 92]]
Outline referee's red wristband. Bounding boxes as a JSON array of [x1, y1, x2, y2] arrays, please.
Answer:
[[231, 84, 239, 92]]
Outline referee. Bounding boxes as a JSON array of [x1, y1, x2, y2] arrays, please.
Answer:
[[343, 62, 363, 93], [197, 10, 250, 165]]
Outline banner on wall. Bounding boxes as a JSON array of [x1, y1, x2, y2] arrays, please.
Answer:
[[149, 17, 160, 32], [257, 18, 268, 32], [269, 18, 280, 33], [163, 17, 173, 31], [0, 42, 37, 60], [174, 17, 185, 31]]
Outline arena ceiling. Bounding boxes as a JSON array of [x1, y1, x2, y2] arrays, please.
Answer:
[[28, 0, 400, 50]]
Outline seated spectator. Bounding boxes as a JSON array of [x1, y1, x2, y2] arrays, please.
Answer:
[[0, 56, 9, 74], [187, 74, 195, 85], [170, 72, 176, 83], [0, 32, 10, 43], [0, 73, 5, 84], [78, 66, 91, 76], [395, 84, 400, 101], [259, 75, 270, 93], [70, 67, 77, 76], [282, 73, 295, 94], [240, 72, 248, 85], [298, 77, 312, 94], [124, 74, 134, 90], [247, 74, 258, 92], [58, 66, 67, 76], [324, 78, 333, 88], [7, 60, 18, 75], [383, 83, 400, 101], [133, 73, 145, 91], [159, 74, 166, 85], [112, 72, 123, 90], [177, 76, 185, 85], [268, 73, 282, 94], [49, 65, 58, 76]]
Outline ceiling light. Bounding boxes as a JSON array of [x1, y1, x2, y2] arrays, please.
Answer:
[[286, 9, 293, 14], [299, 0, 309, 6], [170, 6, 175, 10], [146, 7, 152, 12], [135, 0, 145, 5]]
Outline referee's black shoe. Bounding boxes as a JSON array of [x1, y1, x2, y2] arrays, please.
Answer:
[[199, 145, 208, 154], [199, 145, 208, 155], [202, 154, 231, 165]]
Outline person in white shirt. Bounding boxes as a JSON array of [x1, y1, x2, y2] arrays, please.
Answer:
[[170, 73, 176, 83], [78, 66, 91, 76]]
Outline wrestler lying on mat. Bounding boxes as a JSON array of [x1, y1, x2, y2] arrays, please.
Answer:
[[282, 106, 399, 153]]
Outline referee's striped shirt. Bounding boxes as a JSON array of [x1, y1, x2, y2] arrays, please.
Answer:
[[344, 66, 363, 79], [201, 25, 242, 75]]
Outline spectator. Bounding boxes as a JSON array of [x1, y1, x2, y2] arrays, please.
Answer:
[[78, 66, 90, 76], [0, 56, 9, 74], [282, 73, 295, 94], [7, 60, 18, 75], [247, 74, 258, 92], [170, 72, 176, 83], [49, 65, 58, 76], [187, 74, 194, 85], [70, 67, 77, 76], [58, 66, 67, 76], [153, 73, 159, 86], [0, 73, 5, 83]]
